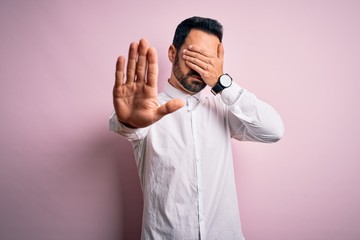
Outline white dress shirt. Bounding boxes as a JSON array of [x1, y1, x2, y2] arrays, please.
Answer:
[[109, 81, 284, 240]]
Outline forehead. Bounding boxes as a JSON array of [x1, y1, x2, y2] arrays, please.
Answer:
[[183, 29, 220, 54]]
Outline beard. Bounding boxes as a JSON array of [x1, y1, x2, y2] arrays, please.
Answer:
[[172, 52, 206, 93]]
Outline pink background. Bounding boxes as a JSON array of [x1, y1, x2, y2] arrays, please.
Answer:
[[1, 0, 359, 239]]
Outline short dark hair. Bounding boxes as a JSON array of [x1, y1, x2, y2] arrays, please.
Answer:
[[172, 16, 223, 50]]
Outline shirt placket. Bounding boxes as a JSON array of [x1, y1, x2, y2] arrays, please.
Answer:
[[187, 96, 205, 239]]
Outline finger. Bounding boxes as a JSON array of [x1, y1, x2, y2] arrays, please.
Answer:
[[146, 47, 158, 87], [115, 56, 125, 87], [126, 42, 139, 84], [183, 54, 208, 70], [156, 99, 184, 117], [183, 48, 209, 63], [217, 43, 224, 60], [136, 39, 150, 83], [185, 60, 206, 74], [188, 45, 212, 57]]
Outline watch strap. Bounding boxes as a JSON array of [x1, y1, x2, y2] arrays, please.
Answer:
[[211, 74, 232, 95], [211, 83, 224, 95]]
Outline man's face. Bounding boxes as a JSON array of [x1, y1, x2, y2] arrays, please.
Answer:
[[171, 29, 220, 94], [172, 50, 206, 93]]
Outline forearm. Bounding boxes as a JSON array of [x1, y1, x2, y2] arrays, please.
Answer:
[[222, 82, 285, 142]]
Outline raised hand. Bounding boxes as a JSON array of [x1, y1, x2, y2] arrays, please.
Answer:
[[113, 39, 184, 128]]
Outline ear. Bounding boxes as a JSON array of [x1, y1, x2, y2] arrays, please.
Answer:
[[168, 44, 176, 63], [217, 43, 224, 59]]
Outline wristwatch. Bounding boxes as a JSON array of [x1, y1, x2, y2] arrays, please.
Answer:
[[211, 73, 233, 95]]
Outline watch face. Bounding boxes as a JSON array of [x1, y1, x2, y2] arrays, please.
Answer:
[[220, 74, 232, 87]]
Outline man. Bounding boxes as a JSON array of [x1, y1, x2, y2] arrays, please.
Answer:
[[110, 16, 284, 240]]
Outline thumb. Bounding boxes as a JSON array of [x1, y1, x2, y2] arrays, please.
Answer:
[[156, 98, 184, 117]]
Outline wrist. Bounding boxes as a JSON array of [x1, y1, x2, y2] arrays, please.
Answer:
[[116, 117, 138, 129], [120, 121, 137, 129]]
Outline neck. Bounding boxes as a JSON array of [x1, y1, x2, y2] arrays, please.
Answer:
[[168, 75, 198, 95]]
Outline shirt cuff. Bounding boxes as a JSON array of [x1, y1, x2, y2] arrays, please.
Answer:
[[220, 82, 244, 106]]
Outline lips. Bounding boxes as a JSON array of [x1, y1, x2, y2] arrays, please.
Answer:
[[191, 75, 203, 81]]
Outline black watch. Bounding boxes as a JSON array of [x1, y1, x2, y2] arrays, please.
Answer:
[[211, 73, 233, 95]]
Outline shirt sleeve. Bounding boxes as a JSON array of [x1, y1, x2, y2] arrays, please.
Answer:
[[220, 82, 285, 142], [109, 111, 149, 141]]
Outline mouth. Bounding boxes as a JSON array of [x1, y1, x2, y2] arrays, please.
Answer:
[[191, 75, 203, 81]]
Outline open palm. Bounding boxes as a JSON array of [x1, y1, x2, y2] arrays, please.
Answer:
[[113, 39, 184, 128]]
